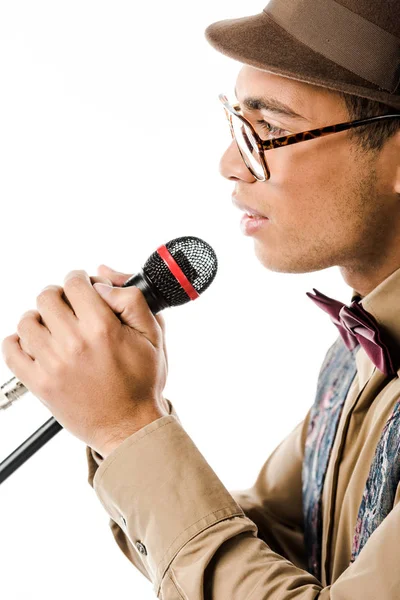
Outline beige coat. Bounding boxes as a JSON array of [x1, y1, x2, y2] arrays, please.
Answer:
[[86, 266, 400, 599]]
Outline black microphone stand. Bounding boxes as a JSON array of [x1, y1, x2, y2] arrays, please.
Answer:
[[0, 417, 62, 484]]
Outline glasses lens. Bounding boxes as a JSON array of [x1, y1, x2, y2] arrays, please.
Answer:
[[230, 113, 266, 180]]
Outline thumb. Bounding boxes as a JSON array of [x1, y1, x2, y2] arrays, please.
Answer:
[[97, 265, 132, 287], [93, 283, 114, 299], [93, 283, 161, 346], [90, 275, 113, 286], [96, 265, 166, 333]]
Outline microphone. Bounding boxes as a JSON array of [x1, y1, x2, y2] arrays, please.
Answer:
[[0, 235, 218, 411]]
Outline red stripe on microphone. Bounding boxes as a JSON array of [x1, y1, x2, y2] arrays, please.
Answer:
[[157, 244, 199, 300]]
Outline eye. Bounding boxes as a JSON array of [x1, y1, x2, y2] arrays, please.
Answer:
[[256, 119, 287, 138]]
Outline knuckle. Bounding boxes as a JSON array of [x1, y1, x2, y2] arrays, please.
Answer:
[[47, 359, 65, 379], [130, 286, 145, 306], [20, 309, 38, 320], [133, 285, 144, 299], [92, 320, 114, 340], [64, 274, 84, 290], [17, 315, 34, 335], [66, 336, 87, 357], [36, 287, 59, 306]]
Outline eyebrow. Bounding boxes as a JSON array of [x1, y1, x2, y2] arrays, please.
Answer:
[[234, 85, 309, 123]]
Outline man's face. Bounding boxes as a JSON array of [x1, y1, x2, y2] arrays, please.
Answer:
[[220, 65, 397, 275]]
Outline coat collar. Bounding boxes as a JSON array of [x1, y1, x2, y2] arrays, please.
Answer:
[[350, 266, 400, 385]]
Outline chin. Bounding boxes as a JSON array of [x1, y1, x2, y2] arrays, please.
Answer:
[[253, 243, 333, 274]]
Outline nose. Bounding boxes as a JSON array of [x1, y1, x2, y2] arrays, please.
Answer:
[[219, 139, 257, 182]]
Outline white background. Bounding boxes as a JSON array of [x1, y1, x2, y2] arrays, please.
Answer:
[[0, 1, 349, 598]]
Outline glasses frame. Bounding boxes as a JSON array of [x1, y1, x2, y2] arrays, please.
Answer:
[[219, 93, 400, 181]]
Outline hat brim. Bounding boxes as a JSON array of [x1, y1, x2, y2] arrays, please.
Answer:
[[205, 11, 400, 111]]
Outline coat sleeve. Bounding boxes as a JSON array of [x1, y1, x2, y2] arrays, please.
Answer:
[[86, 398, 183, 581], [86, 398, 311, 579], [87, 400, 400, 598]]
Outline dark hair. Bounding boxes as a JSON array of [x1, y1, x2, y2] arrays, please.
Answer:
[[337, 91, 400, 154]]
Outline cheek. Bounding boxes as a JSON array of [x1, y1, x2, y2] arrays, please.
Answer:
[[270, 133, 351, 188], [268, 142, 356, 223]]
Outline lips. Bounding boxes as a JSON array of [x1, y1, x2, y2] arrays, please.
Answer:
[[232, 196, 268, 219]]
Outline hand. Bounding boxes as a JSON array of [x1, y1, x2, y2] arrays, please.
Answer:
[[1, 267, 169, 457], [95, 265, 170, 416]]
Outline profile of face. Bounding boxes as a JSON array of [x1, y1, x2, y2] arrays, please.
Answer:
[[219, 65, 400, 286]]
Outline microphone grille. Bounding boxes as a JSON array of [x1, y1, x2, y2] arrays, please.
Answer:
[[143, 236, 218, 307]]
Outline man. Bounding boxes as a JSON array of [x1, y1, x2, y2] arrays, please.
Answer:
[[2, 1, 400, 598]]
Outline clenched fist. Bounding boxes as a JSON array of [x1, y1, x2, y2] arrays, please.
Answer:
[[1, 265, 169, 458]]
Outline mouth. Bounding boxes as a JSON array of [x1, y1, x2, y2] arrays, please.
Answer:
[[243, 211, 269, 219], [232, 196, 269, 219], [240, 212, 270, 236]]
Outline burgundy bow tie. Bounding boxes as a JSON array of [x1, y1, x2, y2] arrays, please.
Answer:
[[306, 288, 398, 377]]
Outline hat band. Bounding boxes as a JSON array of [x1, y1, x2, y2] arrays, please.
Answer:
[[264, 0, 400, 94]]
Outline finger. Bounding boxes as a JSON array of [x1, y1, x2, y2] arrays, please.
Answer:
[[97, 266, 165, 341], [17, 309, 41, 359], [1, 333, 38, 386], [94, 284, 162, 349], [36, 285, 78, 340], [63, 270, 121, 328], [16, 309, 53, 364]]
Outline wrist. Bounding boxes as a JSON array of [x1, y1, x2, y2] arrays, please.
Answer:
[[96, 407, 168, 459]]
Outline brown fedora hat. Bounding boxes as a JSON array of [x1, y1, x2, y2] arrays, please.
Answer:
[[204, 0, 400, 111]]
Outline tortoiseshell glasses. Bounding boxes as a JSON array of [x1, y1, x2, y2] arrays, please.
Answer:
[[220, 93, 400, 181]]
